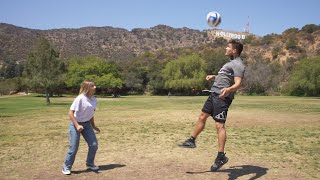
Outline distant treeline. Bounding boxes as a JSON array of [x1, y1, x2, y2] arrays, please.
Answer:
[[1, 24, 320, 101]]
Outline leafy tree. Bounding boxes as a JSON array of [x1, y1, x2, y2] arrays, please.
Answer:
[[200, 47, 227, 75], [147, 59, 166, 95], [2, 59, 17, 79], [66, 56, 123, 94], [123, 71, 143, 92], [286, 57, 320, 96], [162, 54, 207, 94], [122, 51, 168, 95], [24, 37, 65, 104], [121, 58, 149, 94], [0, 58, 23, 79]]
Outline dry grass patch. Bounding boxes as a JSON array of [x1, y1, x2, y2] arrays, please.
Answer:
[[0, 95, 319, 179]]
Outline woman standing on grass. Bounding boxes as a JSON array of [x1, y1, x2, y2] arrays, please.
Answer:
[[62, 80, 100, 175]]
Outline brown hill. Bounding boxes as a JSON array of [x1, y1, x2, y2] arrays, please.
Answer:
[[0, 23, 319, 64], [0, 23, 208, 63]]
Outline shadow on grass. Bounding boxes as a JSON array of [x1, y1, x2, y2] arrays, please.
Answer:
[[72, 164, 126, 174], [186, 165, 268, 180], [50, 103, 70, 106], [0, 115, 13, 118]]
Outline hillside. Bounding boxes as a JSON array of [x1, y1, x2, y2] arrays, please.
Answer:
[[1, 23, 319, 65], [0, 23, 208, 63]]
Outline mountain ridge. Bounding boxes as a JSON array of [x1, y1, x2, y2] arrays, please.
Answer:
[[0, 23, 319, 65]]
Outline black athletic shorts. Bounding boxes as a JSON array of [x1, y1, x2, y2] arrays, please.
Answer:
[[202, 93, 233, 123]]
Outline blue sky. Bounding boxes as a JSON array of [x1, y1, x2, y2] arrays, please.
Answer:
[[0, 0, 319, 36]]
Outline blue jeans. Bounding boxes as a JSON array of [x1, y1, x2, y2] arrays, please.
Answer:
[[63, 121, 98, 169]]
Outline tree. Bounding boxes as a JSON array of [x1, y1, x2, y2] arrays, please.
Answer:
[[24, 37, 65, 104], [200, 47, 227, 75], [122, 52, 165, 94], [147, 59, 166, 95], [162, 54, 207, 94], [243, 58, 285, 95], [66, 56, 123, 94], [124, 71, 144, 92], [0, 58, 23, 79], [286, 57, 320, 96], [121, 58, 149, 94]]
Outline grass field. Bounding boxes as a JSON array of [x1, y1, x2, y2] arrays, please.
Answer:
[[0, 94, 319, 179]]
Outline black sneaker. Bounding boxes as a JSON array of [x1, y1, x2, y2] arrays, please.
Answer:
[[178, 137, 196, 148], [210, 155, 229, 171]]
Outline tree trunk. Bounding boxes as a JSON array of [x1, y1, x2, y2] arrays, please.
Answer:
[[45, 89, 51, 105]]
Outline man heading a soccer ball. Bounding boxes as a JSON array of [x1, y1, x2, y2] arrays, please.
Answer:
[[179, 39, 246, 172]]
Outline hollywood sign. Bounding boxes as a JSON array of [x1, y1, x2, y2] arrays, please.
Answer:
[[215, 31, 246, 40]]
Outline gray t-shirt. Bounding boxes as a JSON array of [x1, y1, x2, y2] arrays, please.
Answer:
[[210, 57, 246, 99]]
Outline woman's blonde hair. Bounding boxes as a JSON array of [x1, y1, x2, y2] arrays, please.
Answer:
[[79, 80, 95, 95]]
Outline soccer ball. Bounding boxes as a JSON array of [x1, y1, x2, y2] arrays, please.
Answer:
[[206, 11, 221, 27]]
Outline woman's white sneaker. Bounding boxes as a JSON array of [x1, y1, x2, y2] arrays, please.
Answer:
[[62, 167, 71, 175]]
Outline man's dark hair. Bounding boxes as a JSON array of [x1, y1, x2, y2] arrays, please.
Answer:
[[229, 39, 243, 55]]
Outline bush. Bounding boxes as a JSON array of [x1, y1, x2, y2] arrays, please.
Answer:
[[301, 24, 320, 33], [283, 27, 299, 34], [261, 34, 274, 45], [243, 35, 255, 44], [285, 56, 320, 96], [0, 78, 19, 95], [286, 37, 297, 50], [272, 46, 281, 59]]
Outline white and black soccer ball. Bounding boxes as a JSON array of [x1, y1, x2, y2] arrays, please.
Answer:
[[206, 11, 221, 27]]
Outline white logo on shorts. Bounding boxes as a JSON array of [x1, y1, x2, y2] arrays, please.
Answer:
[[215, 111, 226, 120]]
